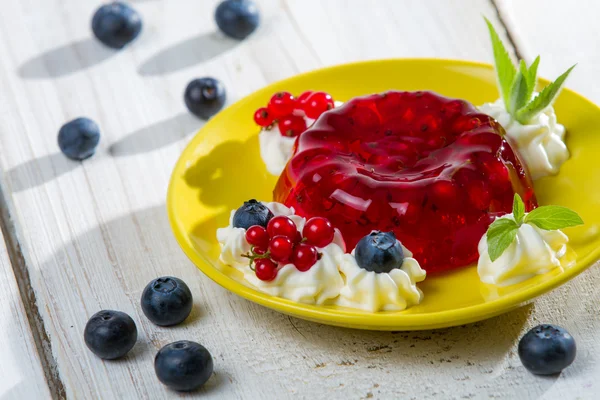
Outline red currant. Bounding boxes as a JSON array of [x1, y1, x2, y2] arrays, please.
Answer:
[[291, 243, 318, 271], [267, 216, 297, 240], [293, 230, 303, 244], [278, 115, 307, 137], [268, 235, 294, 263], [245, 225, 270, 249], [254, 107, 274, 127], [303, 91, 334, 119], [254, 247, 267, 255], [296, 91, 314, 110], [303, 217, 335, 248], [255, 258, 277, 281], [268, 92, 296, 117]]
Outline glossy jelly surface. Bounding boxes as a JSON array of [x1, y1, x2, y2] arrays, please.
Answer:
[[274, 91, 537, 272]]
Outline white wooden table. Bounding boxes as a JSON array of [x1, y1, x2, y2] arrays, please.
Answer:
[[0, 0, 598, 398]]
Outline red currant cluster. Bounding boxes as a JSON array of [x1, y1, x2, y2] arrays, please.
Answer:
[[243, 216, 335, 281], [253, 91, 335, 137]]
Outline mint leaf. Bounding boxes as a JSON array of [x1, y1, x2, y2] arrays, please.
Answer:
[[508, 61, 529, 115], [486, 217, 519, 262], [485, 18, 516, 110], [524, 205, 584, 230], [512, 193, 525, 225], [524, 56, 540, 102], [516, 64, 576, 123]]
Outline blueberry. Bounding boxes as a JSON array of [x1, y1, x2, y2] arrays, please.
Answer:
[[184, 78, 227, 120], [58, 117, 101, 160], [155, 341, 214, 391], [141, 277, 193, 326], [215, 0, 260, 40], [92, 2, 142, 49], [84, 310, 137, 359], [232, 199, 274, 229], [354, 231, 405, 273], [518, 324, 576, 375]]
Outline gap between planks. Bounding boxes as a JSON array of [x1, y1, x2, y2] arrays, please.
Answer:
[[490, 0, 524, 61], [0, 184, 66, 399]]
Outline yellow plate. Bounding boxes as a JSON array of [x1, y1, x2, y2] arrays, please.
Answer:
[[167, 59, 600, 330]]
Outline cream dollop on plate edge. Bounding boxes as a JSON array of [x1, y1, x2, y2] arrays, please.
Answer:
[[479, 97, 569, 180], [216, 201, 427, 312], [477, 213, 570, 287]]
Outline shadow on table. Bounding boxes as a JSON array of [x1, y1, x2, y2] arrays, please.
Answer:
[[109, 112, 201, 157], [138, 32, 238, 76], [32, 201, 558, 397], [18, 38, 115, 79], [5, 153, 79, 192], [6, 113, 200, 192], [32, 204, 228, 395]]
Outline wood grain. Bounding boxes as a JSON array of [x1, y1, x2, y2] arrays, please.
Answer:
[[0, 215, 51, 398], [0, 0, 595, 398]]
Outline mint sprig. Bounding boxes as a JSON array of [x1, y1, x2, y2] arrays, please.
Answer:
[[524, 205, 584, 230], [515, 65, 576, 123], [485, 18, 515, 111], [486, 194, 583, 262], [512, 193, 525, 225], [486, 217, 519, 262], [485, 18, 575, 124], [523, 56, 540, 104], [507, 61, 529, 115]]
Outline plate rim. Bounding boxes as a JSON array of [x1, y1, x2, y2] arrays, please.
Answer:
[[167, 57, 600, 330]]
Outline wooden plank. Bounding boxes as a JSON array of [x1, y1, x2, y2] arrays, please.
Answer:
[[495, 1, 600, 398], [495, 0, 600, 103], [0, 206, 51, 398], [0, 0, 580, 398]]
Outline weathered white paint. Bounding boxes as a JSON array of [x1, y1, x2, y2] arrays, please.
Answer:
[[0, 0, 597, 398]]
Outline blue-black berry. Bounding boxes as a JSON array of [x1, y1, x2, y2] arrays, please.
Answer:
[[233, 199, 274, 229], [155, 341, 214, 391], [84, 310, 137, 359], [92, 2, 142, 49], [184, 78, 226, 120], [354, 231, 405, 273], [141, 277, 193, 326], [518, 324, 576, 375], [58, 117, 101, 160], [215, 0, 260, 40]]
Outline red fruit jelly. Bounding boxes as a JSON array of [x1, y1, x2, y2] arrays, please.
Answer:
[[274, 91, 537, 272]]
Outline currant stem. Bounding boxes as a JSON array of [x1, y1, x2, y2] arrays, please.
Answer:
[[241, 247, 272, 268]]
